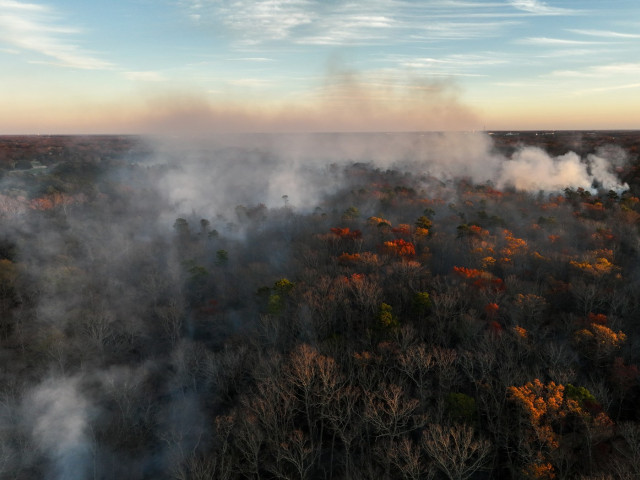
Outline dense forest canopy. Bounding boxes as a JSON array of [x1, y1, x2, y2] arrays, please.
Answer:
[[0, 131, 639, 479]]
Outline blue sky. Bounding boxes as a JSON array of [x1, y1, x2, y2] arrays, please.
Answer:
[[0, 0, 639, 133]]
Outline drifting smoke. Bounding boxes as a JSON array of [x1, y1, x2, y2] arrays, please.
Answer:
[[129, 62, 478, 136], [151, 132, 628, 220], [0, 129, 634, 479], [25, 378, 92, 480], [496, 147, 629, 193]]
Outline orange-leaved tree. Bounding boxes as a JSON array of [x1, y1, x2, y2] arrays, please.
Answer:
[[574, 323, 626, 365], [382, 239, 416, 258], [507, 379, 613, 479]]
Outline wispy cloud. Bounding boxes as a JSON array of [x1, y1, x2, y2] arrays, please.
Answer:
[[231, 57, 275, 62], [123, 71, 166, 82], [568, 29, 640, 39], [494, 80, 546, 88], [298, 11, 397, 45], [0, 0, 45, 12], [509, 0, 577, 15], [215, 0, 315, 43], [411, 20, 516, 41], [545, 61, 640, 97], [551, 62, 640, 78], [399, 53, 506, 76], [432, 1, 505, 7], [575, 82, 640, 95], [0, 0, 113, 69], [0, 46, 20, 55], [179, 0, 522, 46], [227, 78, 274, 87], [534, 48, 611, 59], [519, 37, 608, 46]]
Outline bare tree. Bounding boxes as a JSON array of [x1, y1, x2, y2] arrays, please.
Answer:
[[80, 308, 116, 355], [0, 435, 16, 480], [432, 347, 459, 392], [170, 454, 217, 480], [397, 344, 435, 402], [270, 429, 318, 480], [348, 274, 382, 317], [233, 412, 264, 480], [323, 384, 362, 479], [571, 279, 606, 316], [286, 344, 322, 448], [422, 423, 491, 480], [387, 436, 431, 480], [365, 384, 423, 439], [243, 376, 296, 449], [155, 297, 185, 346], [301, 275, 346, 339], [612, 422, 640, 479]]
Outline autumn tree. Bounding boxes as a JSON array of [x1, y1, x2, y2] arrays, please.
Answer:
[[574, 322, 626, 365], [508, 379, 614, 478], [267, 277, 296, 315]]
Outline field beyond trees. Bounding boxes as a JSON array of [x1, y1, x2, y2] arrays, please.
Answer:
[[0, 131, 639, 479]]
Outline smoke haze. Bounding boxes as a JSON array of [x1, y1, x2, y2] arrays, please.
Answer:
[[149, 132, 629, 222], [114, 66, 480, 135], [26, 378, 92, 480], [4, 66, 478, 135], [0, 129, 636, 478]]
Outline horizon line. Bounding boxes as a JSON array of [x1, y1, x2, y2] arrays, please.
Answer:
[[1, 128, 640, 137]]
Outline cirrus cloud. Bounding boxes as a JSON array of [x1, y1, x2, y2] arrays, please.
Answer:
[[0, 0, 113, 70]]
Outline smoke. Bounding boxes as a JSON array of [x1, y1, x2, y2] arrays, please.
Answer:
[[147, 132, 628, 227], [495, 147, 628, 193], [25, 377, 92, 480], [498, 148, 591, 191], [0, 129, 632, 479], [128, 61, 479, 136]]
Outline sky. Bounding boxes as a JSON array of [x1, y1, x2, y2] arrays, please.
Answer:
[[0, 0, 639, 134]]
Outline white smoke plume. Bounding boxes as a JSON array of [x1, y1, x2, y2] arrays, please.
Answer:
[[496, 146, 628, 193], [25, 377, 92, 480], [148, 132, 628, 224]]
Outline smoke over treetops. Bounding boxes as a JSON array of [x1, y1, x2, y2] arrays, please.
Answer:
[[0, 130, 638, 479], [151, 132, 629, 218]]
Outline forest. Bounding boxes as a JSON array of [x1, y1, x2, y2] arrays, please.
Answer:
[[0, 131, 639, 480]]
